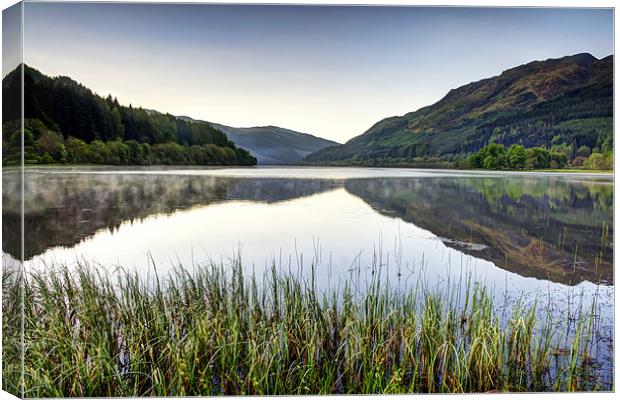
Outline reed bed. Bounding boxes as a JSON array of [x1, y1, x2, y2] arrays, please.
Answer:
[[2, 266, 22, 397], [3, 258, 610, 396]]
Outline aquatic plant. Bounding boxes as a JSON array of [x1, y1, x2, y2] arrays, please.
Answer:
[[3, 256, 611, 397]]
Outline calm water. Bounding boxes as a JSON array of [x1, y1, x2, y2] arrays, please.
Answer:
[[2, 166, 615, 379], [3, 166, 613, 283]]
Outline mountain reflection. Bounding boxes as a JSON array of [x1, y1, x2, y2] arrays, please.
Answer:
[[2, 170, 612, 285], [345, 177, 612, 285], [2, 171, 340, 259]]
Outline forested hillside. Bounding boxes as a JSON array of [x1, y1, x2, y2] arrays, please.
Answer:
[[2, 65, 256, 166], [306, 53, 613, 168]]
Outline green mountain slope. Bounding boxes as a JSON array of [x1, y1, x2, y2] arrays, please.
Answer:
[[306, 53, 613, 164], [2, 65, 256, 166]]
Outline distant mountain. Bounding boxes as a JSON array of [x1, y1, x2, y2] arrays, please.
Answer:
[[211, 124, 339, 165], [306, 53, 613, 164], [180, 117, 339, 164]]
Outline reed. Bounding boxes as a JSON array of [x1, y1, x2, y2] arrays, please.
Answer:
[[5, 257, 610, 397], [2, 267, 22, 396]]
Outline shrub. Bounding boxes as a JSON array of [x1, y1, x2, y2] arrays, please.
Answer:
[[65, 137, 90, 164], [35, 130, 67, 163], [584, 153, 612, 170], [507, 144, 526, 169]]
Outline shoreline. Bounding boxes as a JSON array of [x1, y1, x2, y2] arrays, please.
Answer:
[[3, 164, 613, 180], [4, 163, 615, 173]]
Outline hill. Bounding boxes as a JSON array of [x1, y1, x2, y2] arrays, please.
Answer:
[[2, 65, 256, 166], [306, 53, 613, 165], [178, 116, 338, 164], [205, 123, 338, 165]]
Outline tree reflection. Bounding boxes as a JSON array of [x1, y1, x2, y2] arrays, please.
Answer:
[[3, 170, 613, 285]]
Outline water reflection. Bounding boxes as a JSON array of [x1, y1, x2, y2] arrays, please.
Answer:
[[2, 168, 613, 286], [2, 167, 613, 389], [345, 176, 613, 285]]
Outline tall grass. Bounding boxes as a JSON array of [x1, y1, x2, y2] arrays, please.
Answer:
[[2, 265, 22, 396], [8, 257, 610, 397]]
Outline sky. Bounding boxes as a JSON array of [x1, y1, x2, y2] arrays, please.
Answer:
[[2, 2, 21, 78], [11, 3, 615, 143]]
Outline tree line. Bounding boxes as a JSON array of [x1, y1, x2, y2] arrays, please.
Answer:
[[3, 119, 254, 166], [2, 65, 256, 166], [466, 143, 612, 170]]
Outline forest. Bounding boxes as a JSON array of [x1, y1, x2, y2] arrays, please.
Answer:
[[466, 143, 613, 170], [2, 65, 256, 166]]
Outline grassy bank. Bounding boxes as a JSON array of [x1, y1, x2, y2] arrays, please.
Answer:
[[3, 261, 610, 396]]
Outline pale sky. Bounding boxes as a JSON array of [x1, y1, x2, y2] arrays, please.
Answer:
[[14, 3, 615, 142]]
